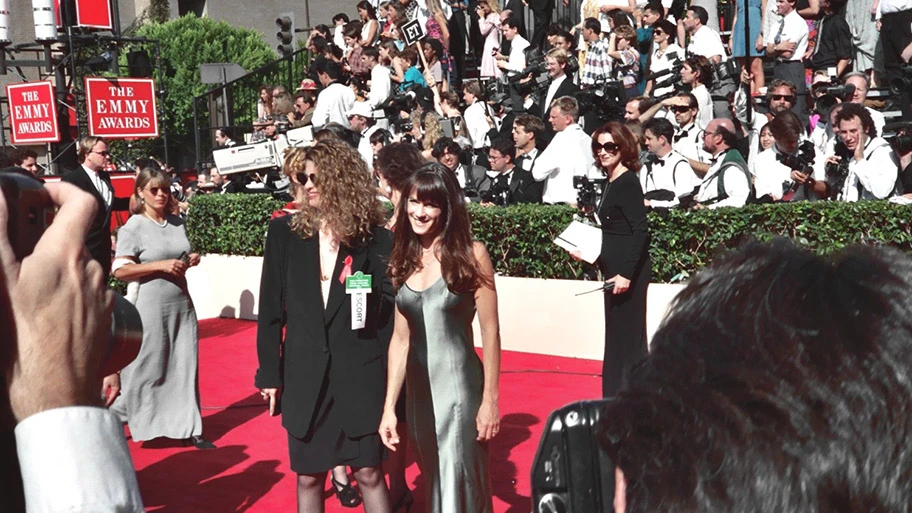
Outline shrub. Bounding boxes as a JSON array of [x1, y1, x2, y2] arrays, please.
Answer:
[[186, 194, 912, 282]]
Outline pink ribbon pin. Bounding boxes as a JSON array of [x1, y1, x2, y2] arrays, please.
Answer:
[[338, 255, 353, 284]]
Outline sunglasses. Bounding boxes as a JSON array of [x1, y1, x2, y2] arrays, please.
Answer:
[[296, 172, 318, 184], [671, 105, 694, 113], [145, 186, 170, 196], [592, 141, 620, 154], [771, 94, 796, 102], [653, 29, 664, 35]]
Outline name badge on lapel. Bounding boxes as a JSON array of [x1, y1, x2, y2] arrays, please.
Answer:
[[345, 271, 372, 330]]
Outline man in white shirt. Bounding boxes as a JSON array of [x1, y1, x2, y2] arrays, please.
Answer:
[[826, 103, 899, 201], [766, 0, 810, 122], [363, 46, 391, 123], [312, 61, 356, 128], [642, 118, 700, 209], [680, 55, 714, 129], [684, 5, 736, 121], [347, 102, 381, 171], [497, 17, 530, 74], [532, 96, 596, 204], [694, 118, 752, 208], [3, 181, 144, 513], [843, 72, 885, 136], [641, 93, 713, 176], [463, 81, 491, 153]]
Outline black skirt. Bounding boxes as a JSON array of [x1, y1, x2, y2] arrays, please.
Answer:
[[286, 368, 386, 474]]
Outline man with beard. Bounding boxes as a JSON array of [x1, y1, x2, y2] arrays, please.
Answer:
[[734, 78, 799, 162]]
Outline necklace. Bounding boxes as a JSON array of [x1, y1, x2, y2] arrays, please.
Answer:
[[143, 212, 168, 227]]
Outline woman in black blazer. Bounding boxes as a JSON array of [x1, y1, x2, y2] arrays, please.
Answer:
[[590, 122, 651, 398], [256, 140, 394, 512]]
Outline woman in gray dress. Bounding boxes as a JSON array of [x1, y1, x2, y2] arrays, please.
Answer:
[[379, 163, 501, 513], [111, 167, 214, 449]]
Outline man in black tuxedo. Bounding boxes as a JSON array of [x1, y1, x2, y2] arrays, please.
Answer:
[[480, 137, 540, 205], [511, 114, 545, 203], [61, 136, 130, 277], [538, 48, 580, 145], [527, 0, 554, 50]]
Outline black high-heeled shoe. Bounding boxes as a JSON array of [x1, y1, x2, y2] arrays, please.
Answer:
[[184, 435, 216, 450], [331, 475, 362, 508], [391, 490, 414, 513]]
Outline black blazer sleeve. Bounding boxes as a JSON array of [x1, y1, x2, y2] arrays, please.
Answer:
[[616, 173, 649, 280], [255, 216, 290, 389]]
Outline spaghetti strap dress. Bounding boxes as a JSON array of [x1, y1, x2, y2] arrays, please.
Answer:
[[396, 277, 493, 513]]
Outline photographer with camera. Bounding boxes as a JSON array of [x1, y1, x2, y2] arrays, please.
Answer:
[[842, 72, 885, 136], [1, 180, 144, 512], [432, 137, 486, 202], [496, 18, 531, 73], [641, 118, 699, 209], [644, 19, 685, 97], [753, 111, 827, 202], [693, 118, 753, 208], [891, 126, 912, 199], [478, 138, 525, 206], [825, 103, 899, 201], [533, 96, 597, 204]]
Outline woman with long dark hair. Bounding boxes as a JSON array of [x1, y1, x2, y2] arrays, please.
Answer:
[[357, 1, 380, 46], [256, 140, 394, 513], [379, 164, 501, 513], [590, 122, 650, 397]]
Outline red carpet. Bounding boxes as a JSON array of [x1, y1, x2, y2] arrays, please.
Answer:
[[128, 318, 602, 512]]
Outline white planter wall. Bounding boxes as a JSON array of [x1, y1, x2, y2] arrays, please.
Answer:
[[187, 255, 685, 360]]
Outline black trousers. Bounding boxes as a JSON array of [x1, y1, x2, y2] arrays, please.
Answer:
[[449, 10, 468, 87], [531, 8, 550, 51], [601, 260, 650, 398], [881, 9, 912, 84]]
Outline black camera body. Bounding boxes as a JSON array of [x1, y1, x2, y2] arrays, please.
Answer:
[[479, 176, 512, 206], [573, 175, 606, 215], [825, 140, 853, 199], [778, 140, 817, 175], [531, 400, 615, 513]]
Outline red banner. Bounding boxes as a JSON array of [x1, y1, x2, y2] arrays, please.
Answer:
[[85, 77, 159, 139], [76, 0, 112, 29], [6, 81, 60, 144]]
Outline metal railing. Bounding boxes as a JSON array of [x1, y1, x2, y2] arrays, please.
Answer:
[[192, 48, 311, 171]]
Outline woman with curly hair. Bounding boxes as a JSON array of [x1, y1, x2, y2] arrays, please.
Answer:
[[409, 110, 444, 160], [589, 122, 650, 397], [379, 163, 501, 513], [256, 139, 395, 513]]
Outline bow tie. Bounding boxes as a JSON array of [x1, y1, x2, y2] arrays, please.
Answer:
[[709, 156, 719, 165], [673, 129, 690, 142]]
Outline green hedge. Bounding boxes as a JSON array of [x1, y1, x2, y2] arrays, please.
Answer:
[[186, 194, 912, 282]]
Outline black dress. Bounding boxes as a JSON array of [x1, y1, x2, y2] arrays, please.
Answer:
[[596, 170, 651, 398], [255, 217, 395, 474]]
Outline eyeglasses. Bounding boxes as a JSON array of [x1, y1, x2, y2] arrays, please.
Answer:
[[771, 94, 796, 102], [671, 105, 694, 113], [653, 29, 664, 35], [92, 150, 111, 157], [296, 172, 318, 184], [592, 141, 620, 154], [144, 186, 170, 196]]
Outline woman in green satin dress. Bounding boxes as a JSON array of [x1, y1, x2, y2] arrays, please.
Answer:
[[379, 163, 501, 513]]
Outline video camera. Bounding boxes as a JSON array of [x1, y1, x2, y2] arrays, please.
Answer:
[[572, 80, 627, 126], [886, 122, 912, 155], [508, 48, 551, 99], [643, 61, 685, 100], [824, 82, 856, 99], [573, 175, 607, 221], [777, 140, 817, 199], [531, 400, 615, 513]]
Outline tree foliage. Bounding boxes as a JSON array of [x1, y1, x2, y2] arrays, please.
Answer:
[[135, 15, 275, 139]]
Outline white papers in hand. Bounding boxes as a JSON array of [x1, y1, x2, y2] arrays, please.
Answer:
[[554, 221, 602, 264]]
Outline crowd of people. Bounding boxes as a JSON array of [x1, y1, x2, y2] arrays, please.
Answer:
[[6, 0, 912, 511], [210, 0, 912, 217]]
